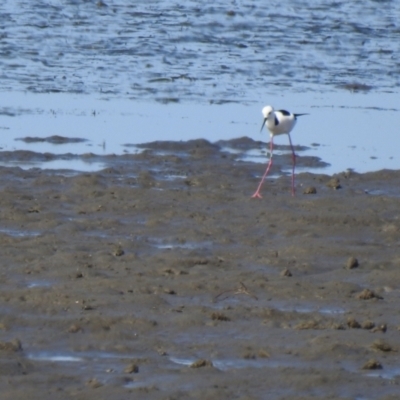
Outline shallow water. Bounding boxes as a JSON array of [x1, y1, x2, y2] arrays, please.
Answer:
[[1, 90, 399, 174], [0, 0, 399, 173], [0, 0, 398, 100]]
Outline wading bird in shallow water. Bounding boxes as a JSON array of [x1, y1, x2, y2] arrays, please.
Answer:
[[251, 105, 307, 198]]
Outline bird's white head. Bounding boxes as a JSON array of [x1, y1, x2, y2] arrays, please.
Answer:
[[260, 105, 274, 133], [261, 105, 274, 119]]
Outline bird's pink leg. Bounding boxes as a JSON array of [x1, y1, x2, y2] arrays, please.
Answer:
[[287, 134, 296, 196], [251, 138, 274, 199]]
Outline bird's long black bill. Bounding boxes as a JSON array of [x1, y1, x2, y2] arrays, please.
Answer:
[[260, 118, 267, 133]]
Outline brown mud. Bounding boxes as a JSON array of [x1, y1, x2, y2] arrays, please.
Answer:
[[1, 138, 400, 400]]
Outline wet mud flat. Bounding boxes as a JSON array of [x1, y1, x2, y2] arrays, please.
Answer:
[[1, 138, 400, 400]]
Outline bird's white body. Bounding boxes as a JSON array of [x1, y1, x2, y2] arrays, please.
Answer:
[[252, 105, 307, 198], [261, 105, 298, 137]]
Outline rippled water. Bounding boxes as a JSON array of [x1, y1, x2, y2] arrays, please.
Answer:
[[1, 0, 399, 102], [0, 0, 399, 172]]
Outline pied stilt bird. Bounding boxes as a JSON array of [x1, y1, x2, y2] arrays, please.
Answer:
[[251, 105, 307, 198]]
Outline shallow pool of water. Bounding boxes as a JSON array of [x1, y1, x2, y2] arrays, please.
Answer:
[[0, 91, 399, 174]]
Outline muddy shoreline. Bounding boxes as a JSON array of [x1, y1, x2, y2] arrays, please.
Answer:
[[1, 138, 400, 399]]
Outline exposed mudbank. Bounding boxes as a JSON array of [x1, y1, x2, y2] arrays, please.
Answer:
[[1, 138, 400, 399]]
